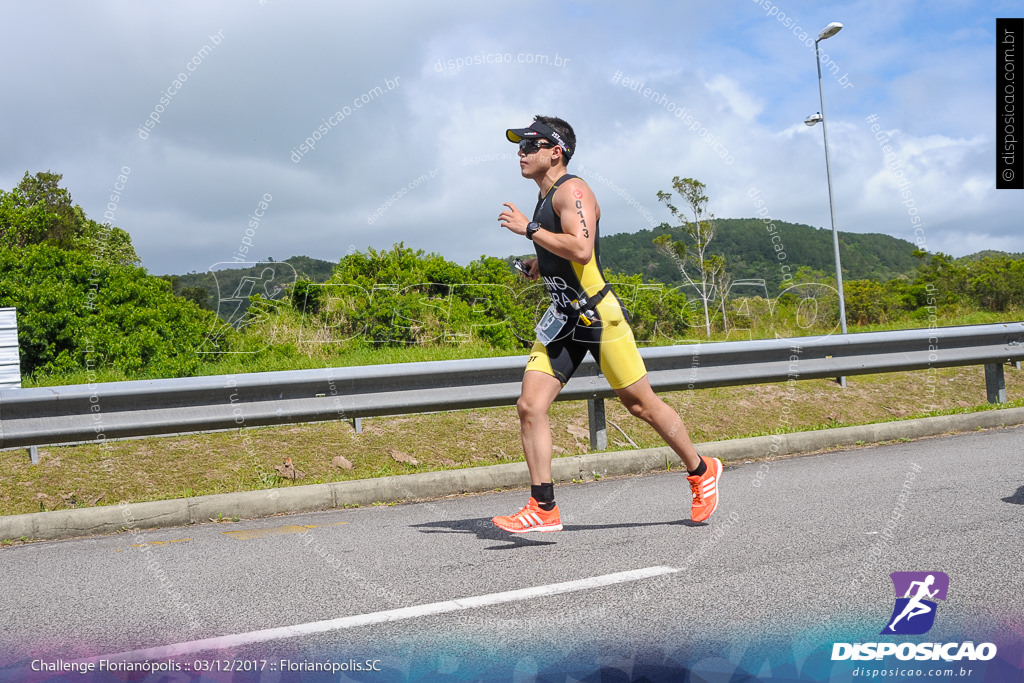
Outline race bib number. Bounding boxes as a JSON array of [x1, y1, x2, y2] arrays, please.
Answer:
[[535, 305, 569, 346]]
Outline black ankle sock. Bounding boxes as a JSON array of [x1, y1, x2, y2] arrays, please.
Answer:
[[688, 456, 707, 477], [532, 483, 555, 510]]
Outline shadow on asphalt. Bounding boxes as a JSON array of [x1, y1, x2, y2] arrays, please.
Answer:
[[411, 517, 558, 549], [1002, 485, 1024, 505], [410, 516, 704, 550], [564, 519, 704, 530]]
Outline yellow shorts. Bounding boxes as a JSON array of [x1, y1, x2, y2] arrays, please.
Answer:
[[525, 293, 647, 390]]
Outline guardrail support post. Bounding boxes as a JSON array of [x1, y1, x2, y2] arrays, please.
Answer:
[[351, 418, 363, 434], [29, 445, 38, 465], [587, 398, 607, 451], [985, 363, 1007, 404]]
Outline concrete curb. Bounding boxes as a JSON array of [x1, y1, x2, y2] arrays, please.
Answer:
[[4, 407, 1023, 542]]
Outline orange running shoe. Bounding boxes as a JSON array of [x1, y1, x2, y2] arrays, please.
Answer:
[[687, 456, 722, 523], [492, 497, 563, 533]]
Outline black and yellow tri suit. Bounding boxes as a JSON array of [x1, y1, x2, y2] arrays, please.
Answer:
[[526, 174, 647, 390]]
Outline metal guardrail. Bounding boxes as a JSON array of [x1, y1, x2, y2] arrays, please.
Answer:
[[2, 323, 1022, 457]]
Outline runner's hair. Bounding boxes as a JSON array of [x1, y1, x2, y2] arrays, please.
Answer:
[[534, 115, 575, 165]]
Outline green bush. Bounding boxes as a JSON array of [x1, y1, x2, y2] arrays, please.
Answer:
[[0, 244, 226, 378], [309, 243, 539, 349]]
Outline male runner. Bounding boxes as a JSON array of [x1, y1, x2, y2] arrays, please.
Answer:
[[494, 115, 722, 533]]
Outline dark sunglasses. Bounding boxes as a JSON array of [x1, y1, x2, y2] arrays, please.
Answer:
[[518, 138, 555, 155]]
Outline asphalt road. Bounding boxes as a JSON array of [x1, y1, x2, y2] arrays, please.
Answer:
[[1, 427, 1022, 682]]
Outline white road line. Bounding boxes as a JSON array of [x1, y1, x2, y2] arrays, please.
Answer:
[[82, 566, 678, 662]]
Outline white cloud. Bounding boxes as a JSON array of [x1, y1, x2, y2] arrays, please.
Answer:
[[1, 0, 1018, 275], [706, 74, 765, 121]]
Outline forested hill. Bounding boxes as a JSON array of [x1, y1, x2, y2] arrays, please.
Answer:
[[166, 255, 337, 310], [600, 218, 920, 292], [162, 221, 920, 312]]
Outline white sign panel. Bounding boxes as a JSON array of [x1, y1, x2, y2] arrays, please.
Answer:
[[0, 307, 22, 390]]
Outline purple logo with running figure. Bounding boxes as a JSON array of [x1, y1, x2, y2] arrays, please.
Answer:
[[881, 571, 950, 635]]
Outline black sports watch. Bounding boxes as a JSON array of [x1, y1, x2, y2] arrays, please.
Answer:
[[525, 222, 541, 240]]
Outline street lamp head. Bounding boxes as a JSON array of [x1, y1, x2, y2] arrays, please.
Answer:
[[817, 22, 843, 41], [804, 112, 822, 126]]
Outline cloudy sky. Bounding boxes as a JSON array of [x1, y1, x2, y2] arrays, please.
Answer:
[[2, 0, 1019, 276]]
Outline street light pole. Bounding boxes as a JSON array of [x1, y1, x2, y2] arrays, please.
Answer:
[[812, 22, 848, 338], [802, 22, 849, 385]]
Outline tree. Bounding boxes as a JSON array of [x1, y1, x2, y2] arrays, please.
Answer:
[[0, 171, 140, 265], [78, 221, 141, 267], [714, 267, 731, 334], [313, 243, 538, 348], [0, 171, 81, 247], [159, 275, 214, 310], [912, 250, 967, 305], [654, 177, 726, 338], [0, 173, 216, 380], [967, 255, 1024, 312], [0, 244, 224, 377]]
